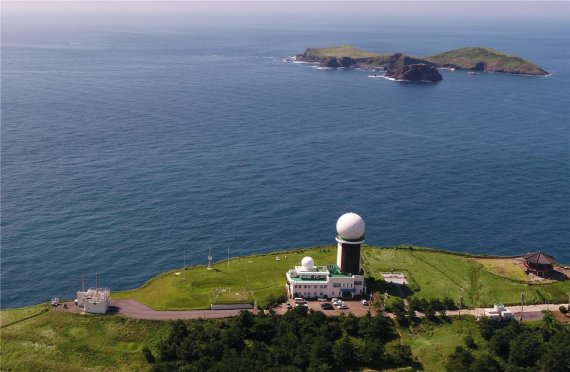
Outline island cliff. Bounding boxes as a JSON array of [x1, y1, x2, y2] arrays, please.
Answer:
[[296, 45, 549, 76], [386, 64, 442, 82]]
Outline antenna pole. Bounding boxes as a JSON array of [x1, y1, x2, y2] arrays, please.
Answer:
[[81, 273, 84, 292], [227, 245, 230, 267], [184, 249, 186, 281]]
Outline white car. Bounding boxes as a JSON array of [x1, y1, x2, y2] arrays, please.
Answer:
[[317, 298, 327, 302], [338, 304, 349, 310], [331, 298, 339, 303], [361, 299, 369, 306]]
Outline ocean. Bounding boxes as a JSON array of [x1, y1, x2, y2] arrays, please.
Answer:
[[2, 3, 569, 308]]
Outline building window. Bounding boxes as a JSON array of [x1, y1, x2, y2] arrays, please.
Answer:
[[333, 283, 341, 288], [354, 281, 362, 285], [314, 285, 317, 288]]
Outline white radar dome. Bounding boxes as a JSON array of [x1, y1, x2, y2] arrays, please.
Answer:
[[301, 256, 315, 269], [336, 212, 365, 240]]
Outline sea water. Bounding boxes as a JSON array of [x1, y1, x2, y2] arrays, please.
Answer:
[[2, 3, 569, 308]]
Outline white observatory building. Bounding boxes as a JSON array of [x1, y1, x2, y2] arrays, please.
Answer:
[[285, 213, 366, 299]]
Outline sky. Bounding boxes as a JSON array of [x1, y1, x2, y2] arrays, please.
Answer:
[[2, 2, 569, 36]]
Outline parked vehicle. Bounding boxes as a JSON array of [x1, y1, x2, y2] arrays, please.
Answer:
[[320, 303, 334, 310]]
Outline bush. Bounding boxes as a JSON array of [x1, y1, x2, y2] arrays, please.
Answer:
[[389, 344, 413, 366], [142, 346, 155, 363], [464, 335, 477, 349], [559, 305, 568, 315]]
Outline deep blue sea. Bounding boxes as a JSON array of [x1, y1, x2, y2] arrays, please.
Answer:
[[2, 4, 569, 308]]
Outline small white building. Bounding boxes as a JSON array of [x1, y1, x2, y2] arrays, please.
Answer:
[[77, 287, 110, 314], [484, 303, 514, 321], [286, 256, 365, 299]]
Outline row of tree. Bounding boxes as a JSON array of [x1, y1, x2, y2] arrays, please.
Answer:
[[446, 312, 570, 372], [149, 307, 417, 371]]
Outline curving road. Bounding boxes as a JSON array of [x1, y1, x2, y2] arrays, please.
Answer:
[[57, 299, 568, 322]]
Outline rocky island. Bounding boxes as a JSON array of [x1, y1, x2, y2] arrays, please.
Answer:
[[295, 45, 549, 80], [386, 64, 442, 82]]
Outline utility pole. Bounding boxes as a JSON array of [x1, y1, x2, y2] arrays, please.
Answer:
[[227, 245, 230, 267], [183, 249, 186, 281], [520, 292, 525, 322]]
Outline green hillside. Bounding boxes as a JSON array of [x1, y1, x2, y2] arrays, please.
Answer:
[[425, 47, 548, 75], [302, 45, 382, 59], [298, 45, 548, 75], [112, 245, 569, 310]]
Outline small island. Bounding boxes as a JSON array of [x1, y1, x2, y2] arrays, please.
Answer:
[[295, 45, 549, 80]]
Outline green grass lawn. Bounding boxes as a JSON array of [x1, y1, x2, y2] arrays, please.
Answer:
[[401, 317, 483, 372], [1, 306, 169, 371], [0, 303, 50, 328], [113, 246, 337, 310], [113, 245, 569, 310], [473, 258, 528, 281], [303, 45, 382, 59], [362, 246, 570, 307]]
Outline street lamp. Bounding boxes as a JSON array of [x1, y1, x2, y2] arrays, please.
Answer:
[[520, 292, 525, 322]]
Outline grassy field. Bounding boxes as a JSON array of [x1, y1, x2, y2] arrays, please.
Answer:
[[473, 258, 528, 281], [400, 317, 484, 372], [1, 304, 170, 371], [113, 247, 337, 310], [112, 245, 570, 310], [425, 47, 547, 74], [363, 246, 570, 307], [302, 45, 382, 59], [1, 304, 486, 372]]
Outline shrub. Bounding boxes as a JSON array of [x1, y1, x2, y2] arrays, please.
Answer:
[[142, 346, 155, 363], [559, 305, 568, 315], [464, 335, 477, 349]]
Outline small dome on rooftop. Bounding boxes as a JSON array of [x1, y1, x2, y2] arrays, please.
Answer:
[[336, 212, 365, 241], [301, 256, 314, 269]]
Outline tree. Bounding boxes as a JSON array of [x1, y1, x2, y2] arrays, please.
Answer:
[[539, 328, 570, 372], [464, 335, 477, 349], [469, 354, 502, 372], [508, 332, 543, 368], [390, 344, 413, 366], [479, 316, 498, 340], [446, 346, 474, 372], [443, 296, 456, 311], [142, 346, 155, 363], [332, 334, 357, 369]]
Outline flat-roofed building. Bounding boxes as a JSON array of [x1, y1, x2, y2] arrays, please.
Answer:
[[285, 213, 367, 299], [286, 257, 365, 299]]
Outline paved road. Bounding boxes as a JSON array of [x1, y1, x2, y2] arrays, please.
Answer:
[[58, 299, 257, 320], [57, 299, 567, 321]]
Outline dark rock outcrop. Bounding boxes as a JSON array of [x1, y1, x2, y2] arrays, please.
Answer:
[[385, 64, 443, 82], [320, 56, 358, 68]]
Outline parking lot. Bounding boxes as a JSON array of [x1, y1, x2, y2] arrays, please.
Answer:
[[274, 298, 376, 317]]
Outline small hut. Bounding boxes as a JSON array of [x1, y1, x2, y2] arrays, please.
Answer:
[[523, 251, 556, 276]]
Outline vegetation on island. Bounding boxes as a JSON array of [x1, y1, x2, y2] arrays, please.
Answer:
[[148, 309, 569, 372], [297, 45, 549, 75], [2, 243, 570, 371], [113, 245, 570, 310], [425, 47, 549, 75], [0, 304, 171, 371], [2, 300, 569, 371]]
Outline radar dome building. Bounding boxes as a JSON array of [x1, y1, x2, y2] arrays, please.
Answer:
[[336, 212, 365, 275], [285, 213, 366, 299]]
